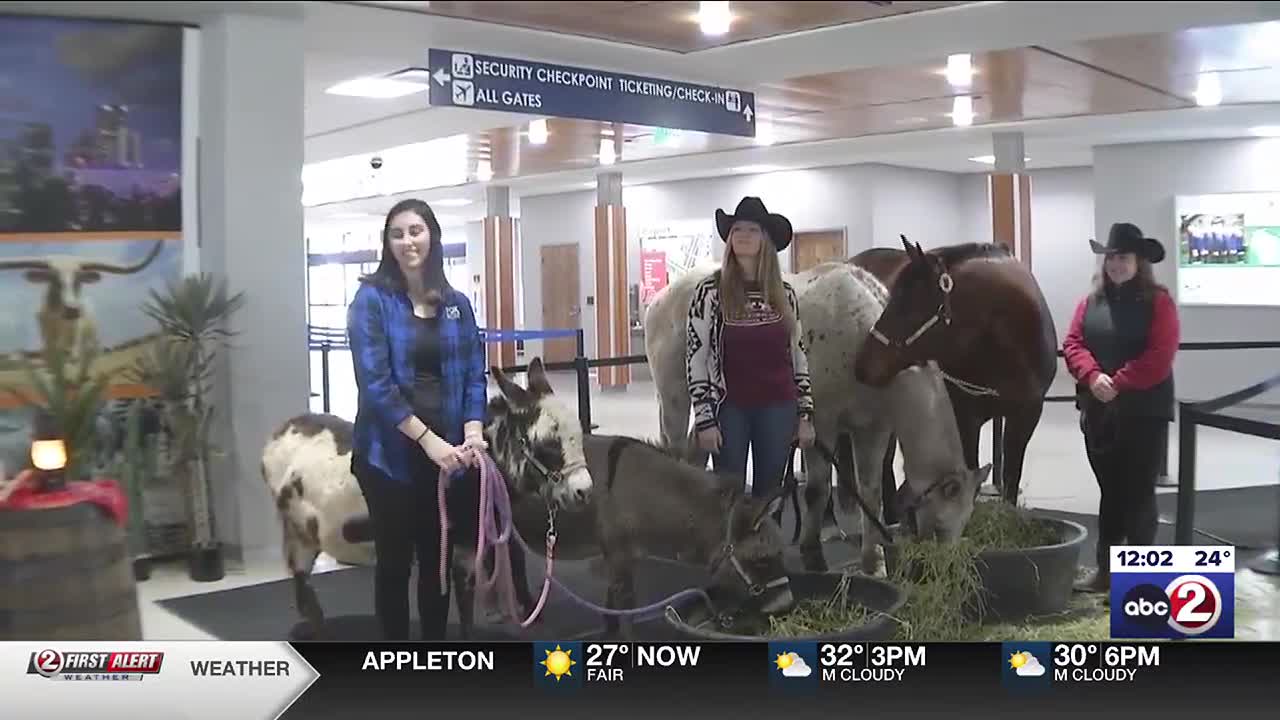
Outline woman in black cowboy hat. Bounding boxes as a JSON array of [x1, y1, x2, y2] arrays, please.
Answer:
[[685, 196, 816, 498], [1062, 222, 1181, 593]]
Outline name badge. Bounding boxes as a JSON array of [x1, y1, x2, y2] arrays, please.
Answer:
[[445, 306, 461, 320]]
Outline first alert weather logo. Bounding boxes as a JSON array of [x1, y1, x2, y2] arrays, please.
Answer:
[[541, 645, 576, 682]]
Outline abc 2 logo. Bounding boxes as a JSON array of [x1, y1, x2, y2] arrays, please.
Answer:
[[1111, 573, 1233, 639]]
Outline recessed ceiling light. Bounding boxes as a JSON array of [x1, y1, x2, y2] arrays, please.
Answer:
[[754, 118, 776, 146], [599, 138, 616, 165], [968, 155, 1030, 165], [528, 119, 548, 145], [325, 76, 428, 99], [945, 54, 974, 88], [698, 1, 731, 36], [950, 96, 975, 127], [732, 164, 783, 174], [1249, 125, 1280, 137], [475, 160, 492, 182], [1194, 72, 1222, 107]]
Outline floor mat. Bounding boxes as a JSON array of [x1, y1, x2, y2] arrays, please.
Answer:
[[157, 555, 716, 642]]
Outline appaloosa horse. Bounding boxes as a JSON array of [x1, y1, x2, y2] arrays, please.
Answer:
[[261, 357, 595, 639], [644, 262, 988, 575], [853, 238, 1058, 505]]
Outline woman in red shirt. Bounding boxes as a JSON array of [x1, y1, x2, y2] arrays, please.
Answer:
[[686, 197, 816, 498], [1061, 222, 1180, 593]]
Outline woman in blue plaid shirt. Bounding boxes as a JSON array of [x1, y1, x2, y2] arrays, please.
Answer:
[[347, 198, 490, 641]]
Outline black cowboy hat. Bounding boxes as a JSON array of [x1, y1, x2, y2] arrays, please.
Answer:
[[715, 196, 794, 252], [1089, 222, 1166, 263]]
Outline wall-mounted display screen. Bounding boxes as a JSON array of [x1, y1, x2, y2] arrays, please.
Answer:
[[1175, 192, 1280, 306]]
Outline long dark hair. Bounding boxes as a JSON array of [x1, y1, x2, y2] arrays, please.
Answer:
[[1091, 256, 1166, 303], [360, 198, 452, 305]]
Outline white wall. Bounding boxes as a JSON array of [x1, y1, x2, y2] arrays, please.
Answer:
[[1094, 139, 1280, 404], [517, 164, 966, 360]]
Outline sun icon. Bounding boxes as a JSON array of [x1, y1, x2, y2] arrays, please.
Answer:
[[1008, 651, 1029, 670], [775, 652, 796, 671], [541, 645, 576, 682]]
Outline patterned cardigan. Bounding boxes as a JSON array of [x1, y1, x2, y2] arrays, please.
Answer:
[[685, 271, 814, 432]]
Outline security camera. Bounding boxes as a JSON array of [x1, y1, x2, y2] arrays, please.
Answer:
[[370, 156, 383, 170]]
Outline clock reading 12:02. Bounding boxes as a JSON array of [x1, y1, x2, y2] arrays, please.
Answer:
[[1110, 545, 1235, 640]]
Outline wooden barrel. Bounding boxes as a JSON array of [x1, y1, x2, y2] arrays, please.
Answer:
[[0, 501, 143, 640]]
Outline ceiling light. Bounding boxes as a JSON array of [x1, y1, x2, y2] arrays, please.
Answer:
[[475, 160, 492, 182], [945, 54, 974, 88], [528, 119, 548, 145], [1249, 125, 1280, 137], [599, 138, 616, 165], [698, 1, 731, 36], [968, 155, 1030, 165], [951, 96, 975, 127], [325, 76, 428, 99], [433, 198, 473, 207], [1194, 72, 1222, 107], [754, 118, 776, 146], [733, 164, 783, 174]]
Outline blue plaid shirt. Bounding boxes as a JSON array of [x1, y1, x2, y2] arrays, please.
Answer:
[[347, 282, 488, 483]]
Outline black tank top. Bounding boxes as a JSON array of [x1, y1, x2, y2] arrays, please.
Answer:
[[411, 313, 445, 432]]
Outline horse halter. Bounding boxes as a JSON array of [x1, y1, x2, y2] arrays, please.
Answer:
[[869, 269, 954, 349], [708, 499, 790, 601], [520, 444, 587, 500]]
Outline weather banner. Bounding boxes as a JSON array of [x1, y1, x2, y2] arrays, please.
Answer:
[[0, 14, 185, 475]]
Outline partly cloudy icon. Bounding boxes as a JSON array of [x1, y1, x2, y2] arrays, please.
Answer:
[[1010, 651, 1045, 677], [779, 653, 812, 678]]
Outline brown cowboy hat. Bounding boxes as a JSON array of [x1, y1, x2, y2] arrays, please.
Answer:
[[715, 196, 794, 252], [1089, 222, 1166, 263]]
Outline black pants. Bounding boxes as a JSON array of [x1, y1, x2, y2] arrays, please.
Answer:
[[1080, 406, 1166, 570], [353, 451, 479, 641]]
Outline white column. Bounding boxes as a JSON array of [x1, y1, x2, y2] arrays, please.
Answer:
[[198, 10, 306, 564]]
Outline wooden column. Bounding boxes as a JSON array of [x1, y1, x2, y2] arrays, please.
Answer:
[[483, 187, 519, 369], [989, 131, 1032, 267], [594, 172, 629, 388]]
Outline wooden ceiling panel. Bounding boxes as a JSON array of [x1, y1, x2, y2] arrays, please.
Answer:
[[362, 1, 976, 53], [312, 22, 1280, 199], [1040, 21, 1280, 104]]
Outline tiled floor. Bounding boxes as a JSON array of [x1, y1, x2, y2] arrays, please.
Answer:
[[143, 372, 1278, 640]]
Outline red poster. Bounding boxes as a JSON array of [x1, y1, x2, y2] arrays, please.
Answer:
[[640, 250, 668, 304]]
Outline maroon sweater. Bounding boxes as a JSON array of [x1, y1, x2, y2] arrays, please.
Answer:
[[721, 287, 797, 408]]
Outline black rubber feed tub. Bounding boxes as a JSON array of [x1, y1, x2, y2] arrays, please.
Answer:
[[884, 515, 1088, 624], [662, 571, 908, 642]]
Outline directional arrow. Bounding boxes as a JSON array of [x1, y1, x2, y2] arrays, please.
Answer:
[[433, 68, 452, 86], [743, 104, 754, 122]]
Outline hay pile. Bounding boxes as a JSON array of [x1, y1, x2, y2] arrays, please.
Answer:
[[737, 501, 1110, 641]]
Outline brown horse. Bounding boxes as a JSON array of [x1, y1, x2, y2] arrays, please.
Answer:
[[851, 238, 1058, 505]]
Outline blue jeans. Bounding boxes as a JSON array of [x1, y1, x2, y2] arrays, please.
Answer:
[[714, 400, 798, 499]]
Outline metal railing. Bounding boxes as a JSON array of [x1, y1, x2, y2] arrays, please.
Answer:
[[310, 325, 1280, 557]]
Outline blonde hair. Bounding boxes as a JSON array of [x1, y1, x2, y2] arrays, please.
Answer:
[[720, 235, 795, 334]]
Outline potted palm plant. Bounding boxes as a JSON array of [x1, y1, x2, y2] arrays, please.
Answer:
[[135, 273, 245, 582], [2, 333, 114, 485]]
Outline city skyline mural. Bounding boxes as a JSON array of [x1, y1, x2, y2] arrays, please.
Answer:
[[0, 14, 187, 475], [0, 14, 183, 233]]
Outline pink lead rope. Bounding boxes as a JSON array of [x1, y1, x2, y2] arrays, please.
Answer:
[[437, 450, 553, 628]]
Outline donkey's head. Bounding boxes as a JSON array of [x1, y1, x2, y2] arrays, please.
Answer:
[[486, 357, 593, 510], [708, 481, 794, 615]]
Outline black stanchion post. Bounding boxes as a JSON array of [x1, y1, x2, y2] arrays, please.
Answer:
[[575, 329, 593, 434], [1175, 402, 1197, 546], [321, 341, 332, 414]]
